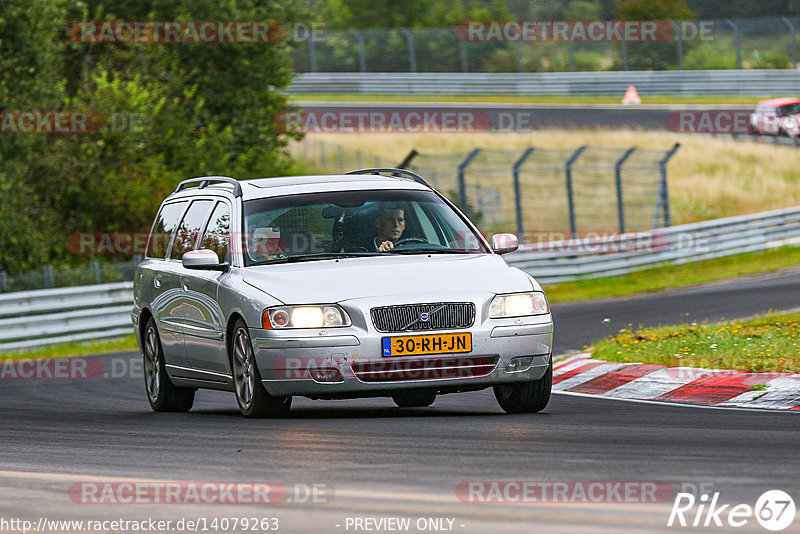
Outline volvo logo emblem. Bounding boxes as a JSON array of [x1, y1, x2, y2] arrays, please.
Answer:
[[419, 312, 430, 322]]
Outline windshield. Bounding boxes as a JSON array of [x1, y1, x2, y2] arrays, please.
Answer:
[[242, 189, 489, 265], [777, 103, 800, 116]]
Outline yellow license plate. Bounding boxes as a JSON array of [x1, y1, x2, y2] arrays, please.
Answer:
[[381, 332, 472, 357]]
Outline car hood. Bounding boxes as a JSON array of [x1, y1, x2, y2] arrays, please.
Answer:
[[243, 254, 534, 304]]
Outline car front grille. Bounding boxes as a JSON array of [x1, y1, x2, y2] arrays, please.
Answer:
[[351, 356, 498, 382], [370, 302, 476, 333]]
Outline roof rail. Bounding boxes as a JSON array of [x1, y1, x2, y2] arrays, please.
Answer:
[[345, 168, 432, 188], [174, 176, 242, 197]]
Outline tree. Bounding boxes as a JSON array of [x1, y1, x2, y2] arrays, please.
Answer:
[[1, 0, 309, 272], [615, 0, 695, 70], [0, 0, 73, 271]]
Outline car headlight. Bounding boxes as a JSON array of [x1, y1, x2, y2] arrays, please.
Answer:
[[262, 305, 351, 329], [489, 292, 549, 318]]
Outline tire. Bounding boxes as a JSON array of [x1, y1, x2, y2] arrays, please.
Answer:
[[142, 318, 195, 412], [493, 359, 552, 414], [231, 319, 292, 418], [392, 390, 437, 408]]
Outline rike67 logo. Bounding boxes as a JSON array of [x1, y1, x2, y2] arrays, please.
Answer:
[[669, 490, 796, 531]]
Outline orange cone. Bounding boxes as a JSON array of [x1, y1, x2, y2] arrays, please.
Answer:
[[622, 85, 641, 104]]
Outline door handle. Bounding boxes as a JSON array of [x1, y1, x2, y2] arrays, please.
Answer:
[[182, 280, 189, 292], [154, 276, 161, 288]]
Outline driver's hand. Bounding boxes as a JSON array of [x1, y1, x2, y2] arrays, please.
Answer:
[[378, 240, 394, 252]]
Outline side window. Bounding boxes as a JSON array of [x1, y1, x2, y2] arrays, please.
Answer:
[[200, 202, 231, 262], [146, 201, 189, 259], [170, 200, 214, 260]]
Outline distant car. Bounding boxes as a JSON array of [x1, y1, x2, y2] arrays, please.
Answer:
[[131, 169, 554, 418], [750, 97, 800, 137]]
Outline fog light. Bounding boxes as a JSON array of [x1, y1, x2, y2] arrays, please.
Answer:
[[505, 356, 534, 373], [309, 368, 343, 382]]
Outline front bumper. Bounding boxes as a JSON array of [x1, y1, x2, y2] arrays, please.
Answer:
[[251, 316, 553, 398]]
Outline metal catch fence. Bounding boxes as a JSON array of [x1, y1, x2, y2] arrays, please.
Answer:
[[404, 144, 680, 236], [293, 16, 800, 74]]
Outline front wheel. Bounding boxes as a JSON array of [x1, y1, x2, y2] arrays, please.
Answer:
[[231, 319, 292, 418], [493, 360, 552, 414], [142, 318, 195, 412]]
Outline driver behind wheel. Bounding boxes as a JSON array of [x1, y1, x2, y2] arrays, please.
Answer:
[[373, 207, 406, 251]]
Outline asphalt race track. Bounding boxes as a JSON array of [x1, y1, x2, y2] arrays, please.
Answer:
[[2, 270, 800, 533], [294, 101, 753, 132]]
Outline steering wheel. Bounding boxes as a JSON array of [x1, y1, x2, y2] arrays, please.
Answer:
[[393, 237, 430, 248]]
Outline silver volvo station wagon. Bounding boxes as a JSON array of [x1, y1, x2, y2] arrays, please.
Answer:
[[131, 169, 554, 418]]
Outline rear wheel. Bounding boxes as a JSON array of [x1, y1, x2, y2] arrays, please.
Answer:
[[142, 318, 195, 412], [493, 360, 552, 414], [392, 390, 437, 408], [231, 319, 292, 418]]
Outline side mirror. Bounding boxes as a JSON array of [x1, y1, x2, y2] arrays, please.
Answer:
[[491, 233, 519, 255], [182, 249, 229, 271]]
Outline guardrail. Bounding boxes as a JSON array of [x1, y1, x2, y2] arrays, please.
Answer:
[[3, 205, 800, 351], [289, 70, 800, 96], [506, 205, 800, 283], [0, 282, 134, 352]]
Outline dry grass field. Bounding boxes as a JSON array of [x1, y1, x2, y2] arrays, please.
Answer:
[[292, 130, 800, 225]]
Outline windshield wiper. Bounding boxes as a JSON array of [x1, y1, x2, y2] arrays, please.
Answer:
[[252, 252, 384, 265], [390, 247, 478, 255]]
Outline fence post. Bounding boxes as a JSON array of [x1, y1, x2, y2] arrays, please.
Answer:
[[614, 147, 637, 234], [457, 149, 482, 212], [658, 143, 680, 227], [668, 20, 683, 69], [725, 19, 742, 69], [512, 148, 535, 243], [621, 40, 629, 70], [43, 265, 54, 288], [308, 34, 318, 73], [399, 28, 417, 73], [397, 149, 419, 169], [349, 30, 367, 72], [568, 41, 575, 72], [565, 146, 588, 239], [782, 17, 797, 68], [460, 40, 469, 72], [91, 260, 102, 284], [0, 271, 5, 293], [337, 145, 345, 171], [652, 143, 681, 228]]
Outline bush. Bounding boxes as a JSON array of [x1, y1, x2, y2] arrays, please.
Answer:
[[684, 43, 737, 70], [749, 52, 792, 69]]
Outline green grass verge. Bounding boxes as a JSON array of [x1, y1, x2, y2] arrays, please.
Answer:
[[592, 311, 800, 373], [1, 334, 139, 361], [543, 246, 800, 303], [290, 94, 761, 105]]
